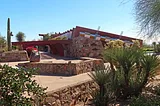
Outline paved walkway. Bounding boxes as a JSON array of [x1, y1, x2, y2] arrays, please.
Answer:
[[0, 59, 92, 92], [33, 73, 92, 92]]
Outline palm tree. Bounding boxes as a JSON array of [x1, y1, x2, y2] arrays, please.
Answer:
[[135, 0, 160, 37], [16, 32, 25, 42]]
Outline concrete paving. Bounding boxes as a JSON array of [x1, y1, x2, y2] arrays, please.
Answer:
[[33, 73, 92, 92], [0, 59, 93, 92]]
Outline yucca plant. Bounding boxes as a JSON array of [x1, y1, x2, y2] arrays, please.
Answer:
[[89, 66, 114, 106], [103, 46, 160, 100]]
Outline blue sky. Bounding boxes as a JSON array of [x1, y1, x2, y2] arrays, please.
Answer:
[[0, 0, 142, 42]]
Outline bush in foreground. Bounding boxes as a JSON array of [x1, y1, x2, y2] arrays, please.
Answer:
[[0, 65, 47, 106], [103, 40, 160, 100]]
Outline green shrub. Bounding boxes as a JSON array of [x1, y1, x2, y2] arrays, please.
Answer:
[[0, 65, 47, 106], [130, 95, 160, 106], [152, 42, 160, 53], [89, 66, 114, 106], [103, 47, 159, 100]]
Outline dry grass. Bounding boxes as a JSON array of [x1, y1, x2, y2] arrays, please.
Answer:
[[155, 65, 160, 75]]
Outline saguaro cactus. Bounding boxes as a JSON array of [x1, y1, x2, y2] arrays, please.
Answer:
[[7, 18, 12, 51]]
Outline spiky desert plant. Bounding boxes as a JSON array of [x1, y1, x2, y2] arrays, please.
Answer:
[[89, 67, 114, 106], [103, 41, 160, 100], [108, 47, 159, 99]]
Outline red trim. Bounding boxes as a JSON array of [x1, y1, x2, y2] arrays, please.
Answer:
[[12, 40, 72, 46]]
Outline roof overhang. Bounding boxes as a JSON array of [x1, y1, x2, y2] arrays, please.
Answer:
[[12, 40, 72, 46]]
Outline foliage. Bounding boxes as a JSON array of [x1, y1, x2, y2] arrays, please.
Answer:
[[143, 42, 152, 48], [16, 32, 26, 42], [143, 47, 154, 52], [132, 40, 141, 48], [0, 35, 7, 52], [152, 42, 160, 53], [103, 40, 159, 100], [130, 95, 160, 106], [12, 45, 17, 50], [105, 39, 124, 49], [43, 33, 51, 41], [135, 0, 160, 37], [89, 67, 114, 106], [50, 36, 67, 40], [0, 65, 47, 106]]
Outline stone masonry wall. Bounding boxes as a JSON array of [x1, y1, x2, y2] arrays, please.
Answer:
[[18, 59, 104, 76], [43, 80, 97, 106], [0, 50, 29, 62], [76, 59, 104, 74], [19, 62, 76, 75], [70, 36, 104, 58]]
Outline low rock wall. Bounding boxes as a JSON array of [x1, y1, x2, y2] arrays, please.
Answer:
[[76, 59, 104, 74], [43, 80, 97, 106], [0, 50, 29, 62], [18, 59, 104, 75]]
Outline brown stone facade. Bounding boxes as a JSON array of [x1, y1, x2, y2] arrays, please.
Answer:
[[0, 50, 29, 62], [18, 59, 104, 76], [70, 36, 104, 58], [43, 80, 97, 106]]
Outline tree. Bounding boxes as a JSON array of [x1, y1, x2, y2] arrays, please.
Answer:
[[152, 42, 156, 51], [16, 32, 26, 42], [43, 33, 51, 41], [135, 0, 160, 37], [0, 35, 6, 50]]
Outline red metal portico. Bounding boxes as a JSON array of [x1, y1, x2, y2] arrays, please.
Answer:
[[12, 40, 72, 56]]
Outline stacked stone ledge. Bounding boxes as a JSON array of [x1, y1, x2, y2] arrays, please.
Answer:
[[18, 59, 104, 76], [0, 50, 29, 62], [43, 80, 98, 106]]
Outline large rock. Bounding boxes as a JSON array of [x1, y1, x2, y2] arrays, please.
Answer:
[[30, 50, 40, 62]]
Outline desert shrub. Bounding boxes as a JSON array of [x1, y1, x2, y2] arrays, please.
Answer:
[[0, 35, 7, 52], [116, 48, 158, 99], [130, 95, 160, 106], [152, 42, 160, 53], [0, 65, 47, 106], [103, 42, 159, 100], [89, 66, 114, 106]]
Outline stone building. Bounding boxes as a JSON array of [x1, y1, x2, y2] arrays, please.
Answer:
[[12, 26, 142, 58]]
